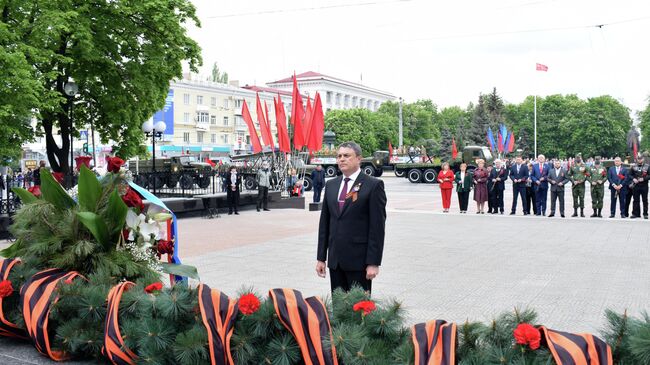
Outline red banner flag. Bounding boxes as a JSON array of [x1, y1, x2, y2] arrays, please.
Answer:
[[303, 97, 313, 143], [451, 138, 458, 159], [275, 95, 291, 153], [307, 92, 324, 152], [205, 157, 216, 167], [388, 141, 394, 158], [291, 73, 305, 150], [242, 100, 262, 153], [264, 100, 275, 149], [256, 93, 273, 149], [536, 63, 548, 72], [634, 140, 638, 158]]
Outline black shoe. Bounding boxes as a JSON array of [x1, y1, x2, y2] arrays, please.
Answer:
[[622, 215, 628, 218], [264, 209, 270, 211], [561, 214, 565, 217], [500, 211, 504, 215], [228, 212, 233, 215], [580, 209, 585, 218], [257, 208, 260, 212], [631, 215, 639, 219], [609, 214, 615, 218], [235, 212, 239, 215], [510, 212, 516, 215], [644, 215, 648, 220], [548, 213, 555, 217], [590, 212, 597, 218]]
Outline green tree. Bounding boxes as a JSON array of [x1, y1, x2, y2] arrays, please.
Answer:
[[2, 0, 201, 178], [467, 94, 490, 146], [438, 106, 470, 144], [210, 62, 229, 83], [325, 109, 377, 155], [571, 96, 632, 157], [638, 97, 650, 152]]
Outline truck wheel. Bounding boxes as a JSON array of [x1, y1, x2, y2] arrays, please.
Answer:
[[325, 165, 337, 177], [394, 169, 405, 177], [362, 165, 376, 176], [374, 168, 384, 177], [244, 177, 257, 190], [407, 169, 422, 183], [303, 176, 313, 191], [167, 175, 179, 188], [197, 176, 211, 189], [423, 169, 437, 183], [134, 175, 148, 188], [180, 174, 194, 189]]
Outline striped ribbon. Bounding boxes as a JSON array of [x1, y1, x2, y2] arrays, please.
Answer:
[[102, 281, 137, 365], [20, 268, 83, 361], [197, 283, 239, 365], [269, 288, 338, 365], [412, 320, 456, 365], [0, 258, 27, 339], [540, 326, 613, 365]]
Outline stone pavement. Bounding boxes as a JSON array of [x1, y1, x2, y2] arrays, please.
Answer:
[[2, 175, 650, 363]]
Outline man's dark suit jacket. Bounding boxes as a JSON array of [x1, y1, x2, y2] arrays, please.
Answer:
[[488, 167, 509, 191], [317, 172, 387, 271], [509, 164, 529, 185], [548, 167, 569, 192], [225, 173, 241, 192], [607, 166, 628, 190]]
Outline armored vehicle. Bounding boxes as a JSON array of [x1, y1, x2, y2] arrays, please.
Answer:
[[129, 156, 213, 189], [395, 145, 494, 183]]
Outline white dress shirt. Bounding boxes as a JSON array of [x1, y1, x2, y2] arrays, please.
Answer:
[[337, 168, 361, 200]]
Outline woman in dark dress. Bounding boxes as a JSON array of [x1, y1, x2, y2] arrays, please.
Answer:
[[473, 159, 489, 214], [454, 163, 473, 213]]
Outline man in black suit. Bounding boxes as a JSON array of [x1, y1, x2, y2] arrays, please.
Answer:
[[509, 155, 529, 215], [547, 159, 569, 217], [226, 166, 241, 215], [607, 157, 628, 218], [316, 142, 387, 293], [488, 159, 508, 214]]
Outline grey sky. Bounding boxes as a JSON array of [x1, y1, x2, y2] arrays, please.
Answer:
[[186, 0, 650, 115]]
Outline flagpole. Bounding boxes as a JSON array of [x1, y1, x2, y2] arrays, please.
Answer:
[[534, 94, 537, 157]]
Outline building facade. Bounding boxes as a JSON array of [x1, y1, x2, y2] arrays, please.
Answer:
[[266, 71, 395, 113]]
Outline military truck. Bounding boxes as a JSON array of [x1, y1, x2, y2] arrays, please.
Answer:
[[395, 145, 494, 183], [309, 150, 412, 178], [128, 156, 213, 189], [229, 151, 317, 191]]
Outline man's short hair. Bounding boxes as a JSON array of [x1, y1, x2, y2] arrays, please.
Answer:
[[338, 141, 362, 157]]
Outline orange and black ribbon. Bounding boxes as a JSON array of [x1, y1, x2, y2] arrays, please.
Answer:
[[412, 320, 457, 365], [102, 281, 137, 365], [0, 258, 27, 339], [539, 326, 612, 365], [20, 268, 83, 361], [198, 283, 239, 365], [269, 288, 338, 365]]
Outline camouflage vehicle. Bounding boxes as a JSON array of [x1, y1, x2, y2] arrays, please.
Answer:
[[309, 150, 413, 178], [394, 145, 494, 183], [128, 155, 213, 189]]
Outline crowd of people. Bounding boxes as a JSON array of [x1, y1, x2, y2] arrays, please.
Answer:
[[436, 153, 648, 219]]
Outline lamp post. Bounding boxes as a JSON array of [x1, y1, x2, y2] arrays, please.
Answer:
[[63, 79, 78, 188], [398, 97, 403, 148], [142, 120, 166, 195]]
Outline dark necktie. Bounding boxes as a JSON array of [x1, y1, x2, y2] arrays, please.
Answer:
[[338, 178, 351, 211]]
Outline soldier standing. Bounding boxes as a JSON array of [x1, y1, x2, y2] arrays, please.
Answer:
[[588, 157, 607, 218], [629, 153, 649, 219], [568, 153, 588, 217]]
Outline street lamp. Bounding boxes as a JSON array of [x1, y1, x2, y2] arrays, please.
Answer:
[[64, 79, 78, 188], [142, 120, 166, 194]]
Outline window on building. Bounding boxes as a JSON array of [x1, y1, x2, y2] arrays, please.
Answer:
[[326, 92, 332, 103], [183, 132, 190, 143], [235, 99, 242, 108], [236, 132, 245, 143], [223, 134, 229, 143], [223, 116, 229, 126], [183, 113, 190, 123], [211, 97, 216, 106], [197, 111, 209, 124], [211, 134, 216, 143], [183, 93, 190, 105], [210, 115, 217, 125], [335, 94, 341, 105], [235, 116, 244, 125], [197, 95, 203, 105], [223, 99, 230, 109], [197, 132, 204, 143]]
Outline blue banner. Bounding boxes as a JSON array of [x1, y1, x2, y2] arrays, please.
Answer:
[[153, 89, 174, 136]]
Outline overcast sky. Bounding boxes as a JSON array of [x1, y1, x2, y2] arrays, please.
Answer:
[[185, 0, 650, 116]]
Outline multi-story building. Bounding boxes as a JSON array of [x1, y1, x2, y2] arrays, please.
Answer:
[[266, 71, 395, 113]]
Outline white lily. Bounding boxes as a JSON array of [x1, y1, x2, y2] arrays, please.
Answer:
[[125, 210, 141, 229], [139, 219, 160, 242]]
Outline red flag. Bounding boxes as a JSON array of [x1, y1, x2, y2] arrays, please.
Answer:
[[264, 100, 275, 149], [536, 63, 548, 72], [275, 95, 291, 153], [497, 133, 504, 153], [204, 157, 216, 167], [256, 93, 273, 148], [303, 97, 313, 143], [451, 137, 458, 159], [241, 100, 262, 153], [307, 92, 324, 152], [388, 141, 394, 157], [634, 140, 638, 158], [291, 73, 305, 150]]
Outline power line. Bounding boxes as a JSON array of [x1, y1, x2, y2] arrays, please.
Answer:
[[206, 0, 414, 19]]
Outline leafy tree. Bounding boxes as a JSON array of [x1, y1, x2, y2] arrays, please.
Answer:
[[572, 95, 632, 158], [438, 106, 470, 145], [210, 62, 229, 83], [467, 94, 491, 146], [638, 97, 650, 151], [2, 0, 201, 180]]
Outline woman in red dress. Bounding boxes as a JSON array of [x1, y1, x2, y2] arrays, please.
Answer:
[[473, 159, 489, 214], [437, 162, 454, 212]]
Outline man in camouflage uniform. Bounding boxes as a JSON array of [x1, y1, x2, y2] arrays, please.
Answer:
[[588, 156, 607, 218], [629, 152, 649, 219], [568, 153, 589, 217]]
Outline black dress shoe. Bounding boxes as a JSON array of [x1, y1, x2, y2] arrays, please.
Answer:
[[510, 212, 516, 215], [631, 215, 639, 219], [228, 212, 233, 215], [257, 208, 260, 212], [644, 215, 648, 220], [235, 212, 239, 215], [548, 213, 555, 217], [609, 214, 615, 218], [561, 214, 565, 217], [264, 209, 270, 211]]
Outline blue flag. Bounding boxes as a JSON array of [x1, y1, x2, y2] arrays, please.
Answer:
[[487, 127, 497, 151]]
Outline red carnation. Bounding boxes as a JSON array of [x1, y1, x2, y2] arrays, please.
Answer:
[[28, 185, 41, 198], [121, 187, 144, 212], [513, 323, 541, 350], [144, 282, 163, 293], [52, 172, 65, 184], [0, 280, 13, 298], [75, 156, 93, 171], [156, 240, 174, 259], [618, 174, 626, 180], [238, 293, 261, 315], [106, 156, 125, 173], [352, 300, 376, 315]]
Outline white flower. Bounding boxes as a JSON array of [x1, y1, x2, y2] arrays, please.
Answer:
[[125, 210, 142, 229], [128, 229, 135, 241], [139, 220, 160, 242], [151, 212, 172, 222]]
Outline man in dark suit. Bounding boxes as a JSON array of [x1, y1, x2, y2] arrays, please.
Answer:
[[531, 154, 549, 216], [547, 159, 569, 217], [226, 166, 241, 215], [488, 159, 508, 214], [607, 157, 628, 218], [317, 141, 387, 293], [509, 155, 529, 215]]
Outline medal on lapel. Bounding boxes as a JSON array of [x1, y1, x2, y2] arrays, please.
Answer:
[[345, 183, 363, 202]]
